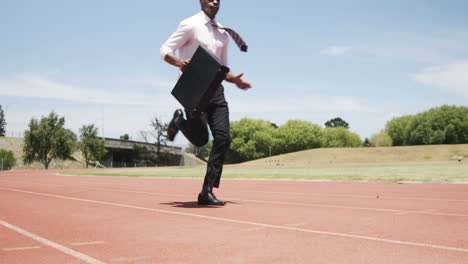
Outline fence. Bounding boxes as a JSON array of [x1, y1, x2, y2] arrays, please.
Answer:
[[0, 157, 12, 170], [4, 131, 24, 138]]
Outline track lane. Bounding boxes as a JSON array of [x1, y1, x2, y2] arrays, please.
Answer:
[[1, 171, 468, 263], [2, 186, 468, 264]]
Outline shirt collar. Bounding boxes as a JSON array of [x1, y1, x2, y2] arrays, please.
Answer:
[[198, 11, 217, 26]]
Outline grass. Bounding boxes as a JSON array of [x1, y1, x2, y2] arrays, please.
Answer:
[[64, 161, 468, 183]]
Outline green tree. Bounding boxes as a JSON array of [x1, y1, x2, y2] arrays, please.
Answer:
[[23, 112, 77, 169], [386, 105, 468, 146], [226, 118, 277, 163], [321, 127, 362, 148], [0, 149, 15, 170], [0, 105, 6, 137], [363, 138, 371, 147], [408, 117, 445, 145], [385, 115, 414, 146], [132, 145, 158, 166], [120, 134, 130, 140], [186, 141, 213, 161], [369, 131, 393, 147], [274, 120, 322, 154], [418, 105, 468, 144], [325, 117, 349, 129], [79, 124, 107, 168]]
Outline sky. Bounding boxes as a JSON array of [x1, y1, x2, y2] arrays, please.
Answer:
[[1, 0, 467, 148]]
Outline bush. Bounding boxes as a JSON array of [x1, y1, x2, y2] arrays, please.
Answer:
[[0, 149, 16, 170], [321, 127, 363, 148], [369, 131, 393, 147], [274, 120, 322, 154], [186, 141, 213, 161], [385, 105, 468, 146], [226, 118, 277, 163]]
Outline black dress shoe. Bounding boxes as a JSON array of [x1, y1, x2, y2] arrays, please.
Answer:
[[167, 109, 183, 141], [198, 191, 226, 206]]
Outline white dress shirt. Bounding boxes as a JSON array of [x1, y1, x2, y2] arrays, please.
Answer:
[[160, 11, 230, 65]]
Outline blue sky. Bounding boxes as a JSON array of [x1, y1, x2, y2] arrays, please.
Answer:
[[1, 0, 467, 148]]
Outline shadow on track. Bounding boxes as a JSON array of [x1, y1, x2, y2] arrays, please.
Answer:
[[160, 201, 239, 208]]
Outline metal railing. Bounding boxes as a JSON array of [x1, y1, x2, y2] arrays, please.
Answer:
[[4, 131, 24, 138]]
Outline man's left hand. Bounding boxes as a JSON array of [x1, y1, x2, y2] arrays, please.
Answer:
[[231, 73, 252, 90]]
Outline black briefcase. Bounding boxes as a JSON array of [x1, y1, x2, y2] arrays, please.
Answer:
[[171, 45, 230, 117]]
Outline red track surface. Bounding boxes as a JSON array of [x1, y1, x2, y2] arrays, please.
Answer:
[[1, 169, 468, 263]]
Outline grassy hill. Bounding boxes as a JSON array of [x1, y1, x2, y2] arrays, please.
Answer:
[[63, 144, 468, 182], [241, 144, 468, 167], [0, 137, 86, 170], [2, 136, 467, 171]]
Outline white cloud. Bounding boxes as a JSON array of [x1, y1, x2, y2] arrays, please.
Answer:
[[365, 46, 442, 63], [320, 46, 352, 56], [411, 60, 468, 98], [0, 73, 174, 106]]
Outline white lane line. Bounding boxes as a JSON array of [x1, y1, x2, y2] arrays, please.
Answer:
[[1, 183, 467, 218], [0, 220, 106, 264], [233, 189, 468, 203], [3, 178, 468, 203], [49, 187, 468, 218], [284, 223, 307, 227], [46, 188, 468, 217], [2, 187, 468, 254], [228, 198, 468, 218]]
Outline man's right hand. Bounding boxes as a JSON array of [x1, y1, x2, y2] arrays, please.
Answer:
[[180, 59, 191, 72], [164, 53, 191, 72]]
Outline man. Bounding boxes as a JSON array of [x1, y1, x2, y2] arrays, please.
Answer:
[[160, 0, 251, 206]]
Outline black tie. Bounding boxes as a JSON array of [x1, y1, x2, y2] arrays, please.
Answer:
[[212, 22, 248, 52]]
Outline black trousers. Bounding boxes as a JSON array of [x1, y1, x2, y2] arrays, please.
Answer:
[[176, 85, 231, 189]]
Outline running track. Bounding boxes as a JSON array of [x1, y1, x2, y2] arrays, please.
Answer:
[[1, 170, 468, 263]]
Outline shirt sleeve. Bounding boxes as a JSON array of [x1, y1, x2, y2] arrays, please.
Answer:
[[160, 22, 192, 60]]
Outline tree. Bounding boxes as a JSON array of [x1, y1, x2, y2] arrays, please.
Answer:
[[363, 138, 371, 147], [186, 141, 213, 161], [79, 124, 107, 168], [226, 118, 278, 163], [369, 131, 393, 147], [150, 116, 168, 157], [132, 145, 158, 166], [0, 105, 6, 137], [274, 120, 322, 154], [385, 105, 468, 146], [23, 112, 77, 169], [0, 149, 15, 170], [325, 117, 349, 129], [120, 134, 130, 140], [321, 127, 362, 148], [385, 115, 414, 146]]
